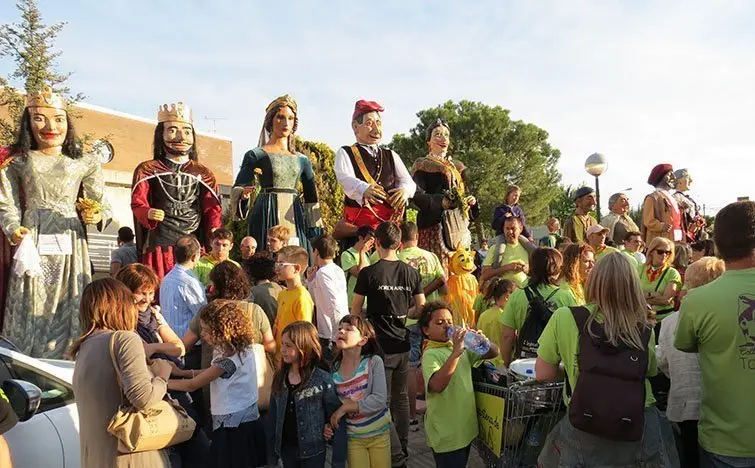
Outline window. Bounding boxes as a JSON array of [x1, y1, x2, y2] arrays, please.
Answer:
[[0, 356, 74, 413], [92, 139, 115, 164]]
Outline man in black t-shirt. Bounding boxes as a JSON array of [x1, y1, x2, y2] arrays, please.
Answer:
[[352, 222, 424, 468]]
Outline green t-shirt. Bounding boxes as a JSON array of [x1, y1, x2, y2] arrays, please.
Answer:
[[537, 304, 657, 407], [193, 256, 240, 287], [422, 343, 482, 453], [499, 283, 577, 331], [637, 265, 682, 318], [621, 249, 640, 268], [559, 280, 584, 306], [398, 246, 445, 302], [340, 247, 370, 306], [477, 305, 505, 367], [473, 294, 492, 322], [594, 245, 620, 262], [482, 241, 529, 286], [674, 269, 755, 457]]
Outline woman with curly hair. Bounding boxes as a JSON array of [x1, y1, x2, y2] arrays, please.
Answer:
[[559, 243, 596, 305], [169, 299, 266, 467], [184, 261, 276, 369]]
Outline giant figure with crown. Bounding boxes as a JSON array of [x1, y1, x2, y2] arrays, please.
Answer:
[[0, 86, 111, 358], [131, 101, 222, 279]]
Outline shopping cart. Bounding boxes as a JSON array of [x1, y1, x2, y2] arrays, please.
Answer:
[[472, 378, 565, 468]]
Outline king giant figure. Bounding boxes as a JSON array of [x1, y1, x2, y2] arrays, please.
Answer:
[[131, 102, 222, 279]]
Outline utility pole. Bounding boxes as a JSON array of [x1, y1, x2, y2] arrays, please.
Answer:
[[203, 116, 228, 133]]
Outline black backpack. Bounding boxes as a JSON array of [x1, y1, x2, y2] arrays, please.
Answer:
[[514, 286, 559, 359], [566, 306, 652, 442]]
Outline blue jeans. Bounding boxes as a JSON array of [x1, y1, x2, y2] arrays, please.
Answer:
[[331, 421, 347, 468], [281, 446, 327, 468], [701, 449, 755, 468], [432, 444, 471, 468]]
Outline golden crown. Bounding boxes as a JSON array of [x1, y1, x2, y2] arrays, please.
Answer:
[[25, 86, 66, 110], [157, 101, 193, 124]]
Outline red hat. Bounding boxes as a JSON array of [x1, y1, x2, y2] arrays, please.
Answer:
[[352, 100, 384, 121], [647, 163, 673, 186]]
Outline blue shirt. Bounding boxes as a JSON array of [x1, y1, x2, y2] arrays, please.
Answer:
[[159, 264, 206, 339]]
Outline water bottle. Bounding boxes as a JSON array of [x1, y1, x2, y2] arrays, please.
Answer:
[[446, 326, 490, 355]]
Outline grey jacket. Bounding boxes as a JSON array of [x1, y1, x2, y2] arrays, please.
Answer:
[[657, 311, 701, 422]]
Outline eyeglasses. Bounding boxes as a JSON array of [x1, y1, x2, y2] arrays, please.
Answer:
[[655, 249, 672, 256], [275, 262, 297, 269]]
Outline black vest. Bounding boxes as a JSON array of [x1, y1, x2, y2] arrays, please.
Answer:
[[342, 145, 397, 207]]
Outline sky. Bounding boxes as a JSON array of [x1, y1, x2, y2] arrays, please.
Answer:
[[1, 0, 753, 216]]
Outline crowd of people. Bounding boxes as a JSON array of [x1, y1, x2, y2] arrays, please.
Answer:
[[0, 86, 751, 468]]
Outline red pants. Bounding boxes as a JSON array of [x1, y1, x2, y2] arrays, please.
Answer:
[[343, 203, 397, 229]]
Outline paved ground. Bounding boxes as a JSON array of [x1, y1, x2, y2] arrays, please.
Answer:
[[404, 416, 488, 468], [325, 404, 489, 467]]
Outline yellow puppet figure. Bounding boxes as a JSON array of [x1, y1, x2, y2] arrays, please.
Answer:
[[445, 243, 479, 327]]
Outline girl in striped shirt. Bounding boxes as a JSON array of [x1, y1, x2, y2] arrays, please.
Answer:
[[324, 316, 391, 467]]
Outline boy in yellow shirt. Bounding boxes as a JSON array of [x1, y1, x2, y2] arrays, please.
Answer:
[[273, 245, 314, 349]]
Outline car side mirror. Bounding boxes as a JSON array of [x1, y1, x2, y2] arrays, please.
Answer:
[[2, 379, 42, 422]]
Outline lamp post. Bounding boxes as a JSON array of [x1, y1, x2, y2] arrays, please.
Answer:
[[585, 153, 607, 220]]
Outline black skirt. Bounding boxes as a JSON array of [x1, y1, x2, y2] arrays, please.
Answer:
[[210, 418, 267, 468]]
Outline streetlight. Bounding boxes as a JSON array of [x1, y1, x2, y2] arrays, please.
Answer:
[[585, 153, 607, 220]]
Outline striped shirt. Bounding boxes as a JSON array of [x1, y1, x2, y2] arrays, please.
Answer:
[[159, 264, 206, 339], [333, 356, 391, 438]]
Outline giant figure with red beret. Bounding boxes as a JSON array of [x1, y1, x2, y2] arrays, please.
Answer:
[[333, 100, 416, 239], [641, 163, 685, 245]]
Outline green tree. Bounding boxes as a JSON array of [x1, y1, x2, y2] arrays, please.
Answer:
[[549, 185, 576, 224], [298, 139, 343, 233], [390, 100, 562, 238], [0, 0, 83, 145]]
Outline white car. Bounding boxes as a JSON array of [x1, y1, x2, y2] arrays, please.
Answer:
[[0, 341, 80, 468]]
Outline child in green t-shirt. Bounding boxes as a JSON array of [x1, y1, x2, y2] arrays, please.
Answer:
[[420, 301, 499, 466], [477, 279, 517, 368]]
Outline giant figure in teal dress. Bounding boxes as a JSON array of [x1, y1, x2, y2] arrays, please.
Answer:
[[233, 95, 321, 255]]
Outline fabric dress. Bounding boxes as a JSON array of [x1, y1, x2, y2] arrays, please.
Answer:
[[131, 158, 222, 280], [411, 155, 478, 267], [233, 148, 320, 256], [0, 151, 111, 358]]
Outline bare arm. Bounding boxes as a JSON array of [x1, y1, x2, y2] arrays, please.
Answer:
[[351, 293, 366, 317], [182, 329, 199, 352], [261, 328, 276, 353], [501, 326, 517, 367], [408, 293, 426, 319], [109, 261, 122, 277], [145, 324, 186, 358], [647, 282, 679, 306], [0, 436, 11, 468], [168, 365, 224, 393], [424, 277, 446, 297], [535, 357, 562, 383]]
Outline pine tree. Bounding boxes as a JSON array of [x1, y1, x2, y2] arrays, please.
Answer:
[[0, 0, 82, 145]]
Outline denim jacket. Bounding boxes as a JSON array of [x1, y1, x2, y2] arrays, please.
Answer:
[[267, 367, 340, 463]]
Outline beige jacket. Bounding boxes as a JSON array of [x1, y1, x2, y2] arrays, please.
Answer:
[[72, 330, 170, 468], [642, 192, 677, 245]]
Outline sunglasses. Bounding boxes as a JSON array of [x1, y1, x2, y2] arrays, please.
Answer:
[[655, 249, 672, 256], [275, 262, 297, 269]]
